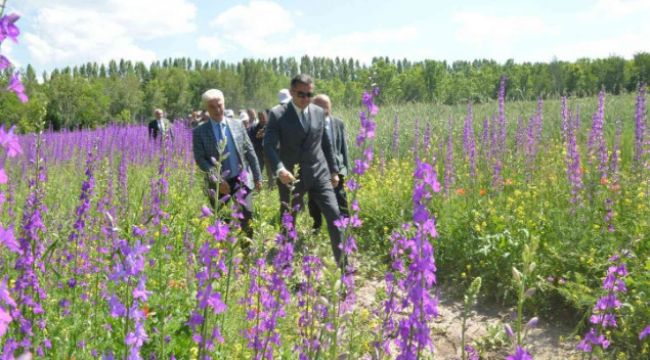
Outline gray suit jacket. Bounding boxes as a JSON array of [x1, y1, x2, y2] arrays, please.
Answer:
[[192, 118, 261, 190], [263, 102, 338, 188], [328, 116, 350, 177]]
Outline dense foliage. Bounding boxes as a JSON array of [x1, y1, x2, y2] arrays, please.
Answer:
[[1, 53, 649, 132]]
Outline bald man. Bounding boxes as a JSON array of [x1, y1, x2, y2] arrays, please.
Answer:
[[148, 108, 172, 140], [308, 94, 350, 233]]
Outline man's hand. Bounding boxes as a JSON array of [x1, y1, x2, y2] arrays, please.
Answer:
[[331, 172, 340, 188], [256, 128, 264, 139], [218, 181, 231, 195], [255, 180, 263, 192], [278, 169, 295, 185]]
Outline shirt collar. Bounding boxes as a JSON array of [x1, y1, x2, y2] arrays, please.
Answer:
[[210, 117, 225, 126], [291, 101, 308, 118]]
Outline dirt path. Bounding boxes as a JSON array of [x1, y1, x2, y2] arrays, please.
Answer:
[[356, 279, 579, 359]]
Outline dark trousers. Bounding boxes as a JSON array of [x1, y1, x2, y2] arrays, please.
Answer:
[[308, 175, 349, 229], [277, 178, 344, 266], [207, 177, 254, 238], [254, 147, 275, 188]]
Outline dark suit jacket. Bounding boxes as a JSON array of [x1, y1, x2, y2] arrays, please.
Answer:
[[148, 118, 172, 140], [192, 118, 262, 190], [263, 102, 338, 189], [328, 116, 350, 177]]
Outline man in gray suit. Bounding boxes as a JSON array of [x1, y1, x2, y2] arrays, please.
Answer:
[[192, 89, 262, 238], [148, 108, 172, 140], [263, 74, 345, 266], [308, 94, 350, 233]]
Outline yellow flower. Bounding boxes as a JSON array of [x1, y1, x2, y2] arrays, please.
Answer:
[[360, 308, 370, 322]]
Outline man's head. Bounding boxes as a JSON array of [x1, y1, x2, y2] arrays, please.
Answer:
[[258, 110, 268, 125], [154, 108, 163, 119], [290, 74, 314, 111], [202, 89, 225, 121], [312, 94, 331, 116], [246, 108, 257, 123], [239, 110, 250, 128]]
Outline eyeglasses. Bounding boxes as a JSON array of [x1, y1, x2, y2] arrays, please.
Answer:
[[296, 91, 314, 99]]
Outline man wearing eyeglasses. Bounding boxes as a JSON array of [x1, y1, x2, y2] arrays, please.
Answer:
[[263, 74, 345, 267]]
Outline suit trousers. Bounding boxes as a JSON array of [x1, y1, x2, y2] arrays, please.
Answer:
[[277, 178, 345, 266], [308, 175, 349, 230]]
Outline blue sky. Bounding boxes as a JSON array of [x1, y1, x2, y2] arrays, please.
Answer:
[[3, 0, 649, 73]]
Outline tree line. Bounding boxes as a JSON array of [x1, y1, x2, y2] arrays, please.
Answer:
[[0, 53, 648, 132]]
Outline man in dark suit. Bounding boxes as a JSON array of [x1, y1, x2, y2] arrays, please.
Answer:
[[308, 94, 350, 233], [263, 74, 345, 266], [148, 108, 172, 140], [192, 89, 262, 238]]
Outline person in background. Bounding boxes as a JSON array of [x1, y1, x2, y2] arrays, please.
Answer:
[[247, 109, 272, 185], [239, 110, 250, 129], [246, 108, 258, 128], [148, 108, 172, 140], [276, 88, 291, 107], [307, 94, 350, 233]]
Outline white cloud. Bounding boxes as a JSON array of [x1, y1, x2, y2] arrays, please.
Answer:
[[578, 0, 650, 20], [285, 27, 420, 62], [0, 41, 21, 68], [211, 1, 294, 51], [541, 23, 650, 61], [450, 12, 559, 61], [23, 0, 196, 67], [204, 1, 419, 62], [453, 12, 554, 45], [196, 36, 230, 58]]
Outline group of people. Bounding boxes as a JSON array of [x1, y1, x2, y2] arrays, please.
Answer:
[[190, 74, 351, 267]]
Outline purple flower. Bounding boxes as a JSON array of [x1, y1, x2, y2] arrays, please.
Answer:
[[444, 117, 454, 195], [578, 253, 627, 353], [0, 126, 23, 157], [388, 159, 440, 358], [0, 306, 11, 337], [506, 346, 533, 360], [0, 14, 21, 43], [464, 344, 479, 360], [132, 277, 152, 302], [0, 55, 10, 69], [207, 220, 229, 242], [125, 321, 148, 349], [132, 225, 147, 237], [392, 114, 400, 155], [463, 102, 477, 178], [640, 325, 650, 340], [7, 72, 28, 103], [0, 225, 20, 253], [108, 295, 126, 318], [200, 205, 213, 218], [634, 83, 646, 168]]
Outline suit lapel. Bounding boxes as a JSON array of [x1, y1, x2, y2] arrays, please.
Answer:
[[205, 121, 219, 157]]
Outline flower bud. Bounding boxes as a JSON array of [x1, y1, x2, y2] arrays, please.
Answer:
[[512, 267, 522, 283], [526, 317, 539, 329]]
